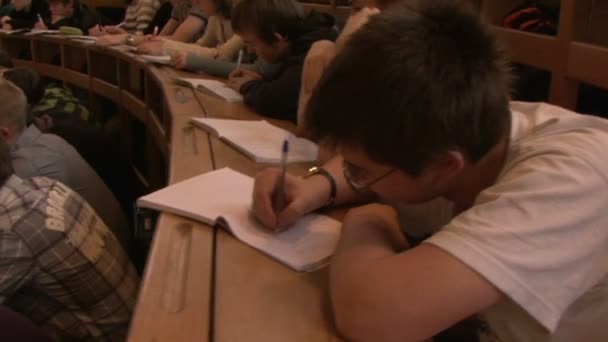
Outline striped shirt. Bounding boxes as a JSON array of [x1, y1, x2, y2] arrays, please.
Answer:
[[123, 0, 161, 34], [0, 175, 140, 341]]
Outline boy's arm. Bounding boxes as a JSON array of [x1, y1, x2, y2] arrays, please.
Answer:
[[239, 65, 301, 121], [331, 204, 502, 342], [167, 14, 205, 42]]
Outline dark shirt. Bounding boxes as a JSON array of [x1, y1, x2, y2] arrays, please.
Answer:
[[239, 11, 337, 123], [46, 3, 102, 32], [6, 0, 49, 29]]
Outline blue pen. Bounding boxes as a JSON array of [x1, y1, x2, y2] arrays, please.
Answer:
[[273, 139, 289, 214]]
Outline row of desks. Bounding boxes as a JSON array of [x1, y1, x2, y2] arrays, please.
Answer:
[[128, 67, 343, 341], [0, 33, 343, 341]]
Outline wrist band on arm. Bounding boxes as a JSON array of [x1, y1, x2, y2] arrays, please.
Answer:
[[305, 166, 337, 208]]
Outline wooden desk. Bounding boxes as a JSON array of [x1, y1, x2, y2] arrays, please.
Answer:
[[189, 86, 344, 341], [0, 33, 343, 341]]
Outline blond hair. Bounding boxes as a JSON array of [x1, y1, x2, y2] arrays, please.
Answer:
[[0, 78, 28, 132]]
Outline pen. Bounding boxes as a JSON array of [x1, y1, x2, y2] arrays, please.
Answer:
[[273, 139, 289, 214], [235, 49, 243, 70], [36, 14, 44, 27], [153, 25, 158, 37], [116, 21, 126, 28]]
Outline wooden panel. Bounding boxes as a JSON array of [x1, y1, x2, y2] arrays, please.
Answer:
[[121, 91, 147, 122], [91, 79, 120, 102], [567, 42, 608, 90], [199, 85, 344, 340], [214, 230, 342, 342], [493, 27, 560, 70], [129, 105, 215, 342]]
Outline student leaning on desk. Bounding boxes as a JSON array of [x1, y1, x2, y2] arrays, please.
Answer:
[[252, 1, 608, 341]]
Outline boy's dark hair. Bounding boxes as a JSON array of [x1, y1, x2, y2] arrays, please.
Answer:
[[0, 138, 13, 187], [3, 67, 43, 105], [213, 0, 232, 19], [232, 0, 304, 44], [0, 49, 13, 68], [306, 0, 511, 176]]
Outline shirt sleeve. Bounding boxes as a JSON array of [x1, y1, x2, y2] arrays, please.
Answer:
[[239, 63, 301, 122], [426, 152, 608, 332], [0, 230, 34, 302]]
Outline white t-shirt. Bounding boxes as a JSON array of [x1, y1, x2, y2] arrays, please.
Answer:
[[426, 102, 608, 342]]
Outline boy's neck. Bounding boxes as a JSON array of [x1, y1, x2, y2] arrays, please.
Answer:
[[443, 128, 511, 214]]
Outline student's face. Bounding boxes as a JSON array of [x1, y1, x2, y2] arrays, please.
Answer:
[[340, 145, 441, 204], [50, 1, 74, 18], [195, 0, 217, 17], [10, 0, 31, 11], [241, 31, 289, 64]]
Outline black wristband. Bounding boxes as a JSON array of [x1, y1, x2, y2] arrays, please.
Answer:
[[306, 167, 337, 207]]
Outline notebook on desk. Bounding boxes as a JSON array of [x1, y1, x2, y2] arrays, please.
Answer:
[[137, 167, 341, 272], [139, 54, 172, 65], [175, 77, 243, 103], [0, 28, 28, 34], [191, 117, 318, 163]]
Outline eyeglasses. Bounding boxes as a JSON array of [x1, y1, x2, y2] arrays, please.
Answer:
[[342, 159, 395, 192]]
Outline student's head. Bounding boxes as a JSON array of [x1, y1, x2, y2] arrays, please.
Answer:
[[10, 0, 31, 11], [351, 0, 403, 11], [232, 0, 304, 63], [0, 79, 28, 144], [0, 138, 13, 188], [306, 1, 511, 203], [2, 67, 43, 105], [48, 0, 75, 18], [195, 0, 231, 18], [0, 50, 13, 69]]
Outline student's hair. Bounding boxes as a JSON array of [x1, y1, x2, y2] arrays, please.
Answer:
[[213, 0, 232, 19], [0, 138, 13, 187], [0, 79, 28, 132], [306, 0, 511, 176], [3, 67, 43, 105], [0, 49, 13, 68], [231, 0, 305, 44]]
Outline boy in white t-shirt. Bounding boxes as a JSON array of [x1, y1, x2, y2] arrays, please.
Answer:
[[251, 1, 608, 341]]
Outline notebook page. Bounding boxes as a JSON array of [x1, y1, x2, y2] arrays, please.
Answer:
[[178, 78, 243, 102], [222, 210, 341, 271], [191, 118, 318, 163], [137, 168, 341, 271]]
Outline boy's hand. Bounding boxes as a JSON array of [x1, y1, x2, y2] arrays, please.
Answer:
[[136, 40, 163, 55], [103, 25, 126, 35], [88, 24, 106, 37], [33, 21, 47, 30], [170, 51, 187, 69], [227, 69, 262, 92], [0, 16, 11, 25], [253, 168, 330, 231]]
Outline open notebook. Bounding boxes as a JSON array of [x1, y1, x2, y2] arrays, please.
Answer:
[[137, 168, 341, 271], [175, 77, 243, 103], [191, 117, 318, 163]]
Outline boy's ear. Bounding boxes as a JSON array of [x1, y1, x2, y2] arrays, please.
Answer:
[[0, 126, 10, 141], [427, 150, 465, 179]]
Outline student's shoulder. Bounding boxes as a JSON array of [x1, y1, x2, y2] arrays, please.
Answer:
[[510, 101, 608, 173]]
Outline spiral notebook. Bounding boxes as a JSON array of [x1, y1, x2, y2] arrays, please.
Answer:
[[137, 167, 341, 271], [191, 117, 318, 163]]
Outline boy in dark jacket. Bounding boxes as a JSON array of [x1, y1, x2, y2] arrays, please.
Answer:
[[0, 0, 49, 29], [227, 0, 337, 123]]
